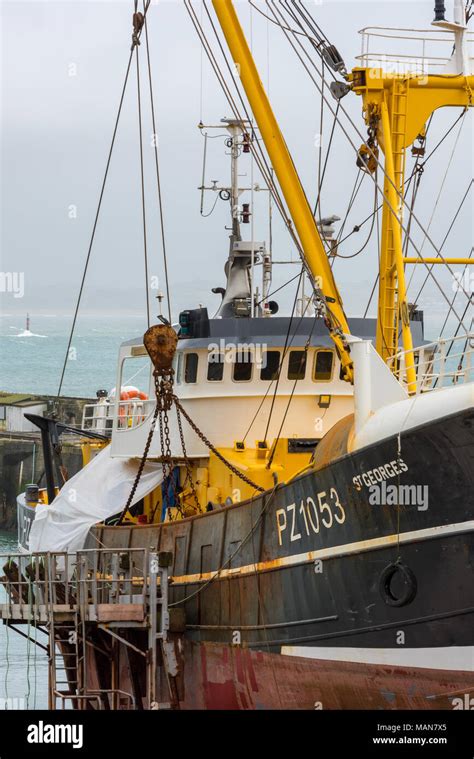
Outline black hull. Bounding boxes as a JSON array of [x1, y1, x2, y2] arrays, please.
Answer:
[[90, 406, 474, 667]]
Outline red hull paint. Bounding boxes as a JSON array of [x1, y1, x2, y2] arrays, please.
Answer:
[[177, 642, 474, 710], [86, 639, 474, 710]]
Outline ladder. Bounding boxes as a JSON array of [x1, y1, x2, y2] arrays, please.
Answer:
[[377, 80, 408, 363], [146, 551, 179, 709]]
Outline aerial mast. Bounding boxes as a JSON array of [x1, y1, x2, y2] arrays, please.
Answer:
[[211, 0, 354, 382]]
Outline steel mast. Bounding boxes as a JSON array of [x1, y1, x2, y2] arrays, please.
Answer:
[[211, 0, 354, 382]]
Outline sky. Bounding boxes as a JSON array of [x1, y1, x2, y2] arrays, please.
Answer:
[[0, 0, 472, 332]]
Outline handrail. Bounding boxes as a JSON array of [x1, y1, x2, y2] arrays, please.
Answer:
[[357, 25, 474, 72], [387, 333, 473, 393]]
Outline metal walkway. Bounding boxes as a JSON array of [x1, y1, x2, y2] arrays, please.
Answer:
[[0, 548, 179, 710]]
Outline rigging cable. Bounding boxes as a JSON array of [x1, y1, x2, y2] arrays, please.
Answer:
[[135, 8, 151, 328], [363, 194, 381, 317], [243, 270, 322, 443], [438, 246, 473, 339], [409, 179, 472, 308], [405, 111, 468, 297], [197, 0, 352, 336], [143, 3, 173, 323], [335, 169, 365, 245], [336, 112, 439, 249], [266, 306, 317, 469], [56, 4, 151, 398], [315, 57, 325, 221], [263, 0, 472, 323], [185, 1, 324, 320], [267, 0, 473, 300], [334, 171, 378, 260], [263, 269, 305, 443]]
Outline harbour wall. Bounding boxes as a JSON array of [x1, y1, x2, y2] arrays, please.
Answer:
[[0, 434, 84, 532]]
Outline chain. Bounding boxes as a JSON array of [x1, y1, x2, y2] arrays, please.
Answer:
[[173, 395, 265, 493], [119, 354, 265, 527], [118, 367, 177, 525], [176, 405, 200, 510], [155, 370, 184, 519], [116, 399, 160, 526]]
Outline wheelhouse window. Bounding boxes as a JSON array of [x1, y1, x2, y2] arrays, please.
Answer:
[[287, 350, 307, 380], [207, 352, 224, 381], [260, 350, 280, 381], [184, 353, 199, 384], [233, 351, 253, 382], [313, 350, 334, 381]]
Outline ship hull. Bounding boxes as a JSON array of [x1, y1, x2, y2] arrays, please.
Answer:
[[83, 405, 474, 709], [167, 641, 474, 710]]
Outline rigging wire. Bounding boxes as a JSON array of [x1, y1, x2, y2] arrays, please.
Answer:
[[263, 0, 472, 322], [263, 269, 304, 443], [363, 198, 381, 318], [143, 4, 173, 323], [405, 111, 467, 297], [267, 0, 473, 297], [57, 5, 151, 398], [243, 270, 322, 442], [314, 98, 340, 218], [334, 172, 378, 260], [438, 247, 473, 338], [255, 270, 302, 305], [335, 170, 365, 245], [409, 179, 473, 308], [185, 0, 326, 321], [266, 304, 317, 469], [315, 58, 325, 220], [196, 0, 349, 336], [135, 37, 151, 328]]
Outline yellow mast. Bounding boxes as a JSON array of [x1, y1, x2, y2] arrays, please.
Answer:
[[211, 0, 353, 382]]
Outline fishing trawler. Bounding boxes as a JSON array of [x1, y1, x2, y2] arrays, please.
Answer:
[[3, 0, 473, 710]]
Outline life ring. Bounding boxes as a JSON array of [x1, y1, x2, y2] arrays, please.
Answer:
[[379, 560, 417, 607], [118, 389, 149, 427]]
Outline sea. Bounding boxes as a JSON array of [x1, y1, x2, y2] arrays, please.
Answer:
[[0, 307, 456, 399], [0, 313, 151, 709], [0, 531, 49, 709], [0, 313, 150, 399]]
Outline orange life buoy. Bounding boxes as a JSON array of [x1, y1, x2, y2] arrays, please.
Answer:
[[118, 389, 149, 427]]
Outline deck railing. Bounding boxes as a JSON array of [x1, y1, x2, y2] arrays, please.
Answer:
[[82, 399, 155, 434], [387, 333, 473, 393], [0, 548, 169, 623], [357, 26, 474, 75]]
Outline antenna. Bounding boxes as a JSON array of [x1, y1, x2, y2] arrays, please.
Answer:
[[433, 1, 446, 21], [432, 0, 471, 74]]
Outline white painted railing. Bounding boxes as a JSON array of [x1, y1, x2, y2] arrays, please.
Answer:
[[82, 399, 155, 434], [387, 333, 474, 393], [357, 26, 474, 75]]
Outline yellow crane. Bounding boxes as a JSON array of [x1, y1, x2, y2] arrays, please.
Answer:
[[212, 0, 473, 394]]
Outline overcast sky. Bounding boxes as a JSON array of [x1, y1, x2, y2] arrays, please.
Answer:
[[0, 0, 472, 327]]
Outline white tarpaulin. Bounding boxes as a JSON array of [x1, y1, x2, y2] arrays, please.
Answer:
[[29, 446, 163, 553]]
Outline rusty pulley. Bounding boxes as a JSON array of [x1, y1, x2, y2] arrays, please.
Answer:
[[143, 323, 178, 375]]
